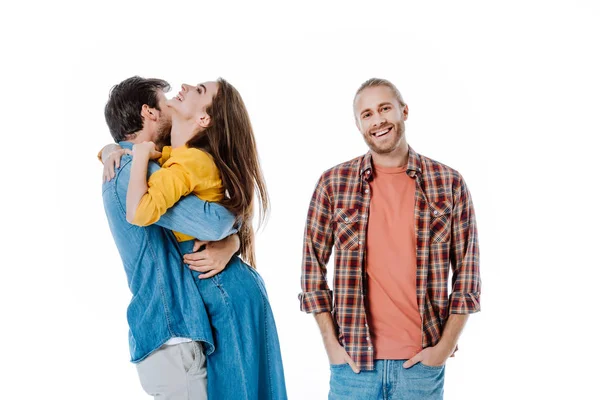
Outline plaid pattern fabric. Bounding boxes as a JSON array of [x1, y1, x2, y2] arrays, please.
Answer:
[[299, 146, 481, 371]]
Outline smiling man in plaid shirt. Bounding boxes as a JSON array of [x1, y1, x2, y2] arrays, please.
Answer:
[[299, 78, 481, 399]]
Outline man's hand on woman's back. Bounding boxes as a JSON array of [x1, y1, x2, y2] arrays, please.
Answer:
[[184, 234, 241, 279]]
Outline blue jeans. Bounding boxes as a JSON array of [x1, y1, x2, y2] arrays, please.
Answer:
[[329, 360, 444, 400], [180, 241, 287, 400]]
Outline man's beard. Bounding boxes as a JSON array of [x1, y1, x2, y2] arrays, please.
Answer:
[[155, 118, 172, 151], [363, 121, 405, 155]]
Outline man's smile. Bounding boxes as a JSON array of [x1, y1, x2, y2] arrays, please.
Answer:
[[371, 125, 393, 139]]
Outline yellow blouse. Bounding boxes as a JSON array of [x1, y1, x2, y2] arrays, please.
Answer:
[[132, 146, 224, 242]]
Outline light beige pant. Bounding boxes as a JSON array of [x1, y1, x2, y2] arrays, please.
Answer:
[[136, 341, 207, 400]]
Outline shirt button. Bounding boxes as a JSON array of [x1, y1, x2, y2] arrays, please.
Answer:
[[368, 347, 372, 351], [365, 324, 369, 328], [358, 240, 362, 245], [365, 189, 370, 194], [366, 337, 370, 341], [344, 217, 349, 222], [433, 210, 439, 216]]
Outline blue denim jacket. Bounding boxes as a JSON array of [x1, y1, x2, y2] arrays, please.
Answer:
[[101, 141, 237, 363]]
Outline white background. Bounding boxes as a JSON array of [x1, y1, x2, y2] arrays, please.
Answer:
[[2, 0, 599, 398]]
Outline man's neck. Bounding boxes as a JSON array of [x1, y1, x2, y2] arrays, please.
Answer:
[[127, 128, 154, 144], [371, 141, 409, 168]]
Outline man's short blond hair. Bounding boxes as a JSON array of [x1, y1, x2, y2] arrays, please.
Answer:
[[354, 78, 406, 107]]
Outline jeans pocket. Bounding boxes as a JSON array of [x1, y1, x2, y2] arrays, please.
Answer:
[[418, 361, 445, 370], [330, 363, 348, 369]]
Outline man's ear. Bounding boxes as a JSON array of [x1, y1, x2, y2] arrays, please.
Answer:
[[141, 104, 159, 122], [195, 111, 211, 129], [402, 104, 409, 121]]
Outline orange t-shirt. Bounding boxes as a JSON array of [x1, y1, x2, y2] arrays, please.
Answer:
[[366, 163, 422, 360]]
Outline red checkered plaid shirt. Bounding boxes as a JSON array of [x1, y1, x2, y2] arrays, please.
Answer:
[[299, 146, 481, 371]]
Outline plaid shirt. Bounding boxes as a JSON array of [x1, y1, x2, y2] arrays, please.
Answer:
[[299, 146, 481, 371]]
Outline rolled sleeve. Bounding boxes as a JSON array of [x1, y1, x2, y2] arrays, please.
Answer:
[[449, 291, 480, 314], [299, 289, 333, 314]]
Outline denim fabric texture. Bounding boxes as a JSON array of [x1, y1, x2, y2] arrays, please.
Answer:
[[180, 240, 287, 399], [102, 141, 237, 362], [329, 360, 444, 400]]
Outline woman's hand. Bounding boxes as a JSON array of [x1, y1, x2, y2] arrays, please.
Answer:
[[132, 141, 162, 159], [103, 148, 132, 182]]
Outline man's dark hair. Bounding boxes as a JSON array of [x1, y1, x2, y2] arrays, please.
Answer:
[[104, 76, 171, 142]]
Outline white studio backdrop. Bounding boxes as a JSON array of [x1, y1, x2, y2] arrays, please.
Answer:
[[1, 0, 599, 398]]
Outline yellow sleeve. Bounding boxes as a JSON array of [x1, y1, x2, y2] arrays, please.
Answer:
[[157, 146, 172, 167], [131, 148, 218, 226]]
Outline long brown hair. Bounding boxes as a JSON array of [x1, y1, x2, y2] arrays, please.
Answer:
[[187, 78, 269, 267]]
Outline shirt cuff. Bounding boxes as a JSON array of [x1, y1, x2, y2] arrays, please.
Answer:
[[298, 290, 333, 313], [448, 292, 481, 314]]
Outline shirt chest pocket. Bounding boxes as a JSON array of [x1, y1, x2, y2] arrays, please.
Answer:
[[333, 208, 361, 251], [429, 200, 452, 243]]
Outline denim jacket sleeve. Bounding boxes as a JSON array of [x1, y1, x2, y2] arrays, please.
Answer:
[[114, 155, 237, 241]]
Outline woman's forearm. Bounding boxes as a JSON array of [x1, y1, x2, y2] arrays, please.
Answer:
[[126, 150, 151, 223]]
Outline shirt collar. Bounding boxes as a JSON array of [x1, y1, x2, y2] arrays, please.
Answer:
[[119, 141, 134, 150], [360, 145, 422, 180], [405, 146, 422, 178]]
